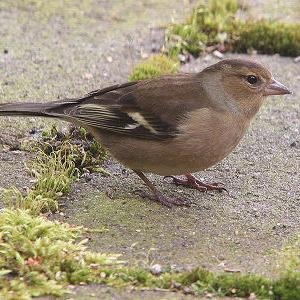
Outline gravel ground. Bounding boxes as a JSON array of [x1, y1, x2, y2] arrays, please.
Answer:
[[0, 1, 299, 299], [244, 0, 300, 22]]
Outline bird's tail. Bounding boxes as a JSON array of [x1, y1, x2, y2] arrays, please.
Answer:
[[0, 101, 66, 118]]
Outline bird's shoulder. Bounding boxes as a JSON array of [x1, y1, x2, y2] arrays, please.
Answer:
[[83, 73, 209, 120]]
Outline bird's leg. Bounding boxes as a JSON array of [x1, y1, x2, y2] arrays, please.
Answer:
[[133, 170, 191, 207], [164, 173, 227, 193]]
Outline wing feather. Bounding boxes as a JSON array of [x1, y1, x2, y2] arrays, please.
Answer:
[[44, 75, 204, 140], [70, 103, 178, 140]]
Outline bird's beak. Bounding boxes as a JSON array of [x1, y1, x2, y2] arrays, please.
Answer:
[[263, 78, 292, 96]]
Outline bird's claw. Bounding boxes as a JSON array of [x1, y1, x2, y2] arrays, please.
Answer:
[[164, 175, 229, 194], [135, 189, 191, 208]]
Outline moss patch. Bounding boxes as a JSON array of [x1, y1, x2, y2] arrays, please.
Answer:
[[0, 209, 121, 299], [274, 236, 300, 299], [129, 54, 179, 81], [2, 147, 76, 215], [3, 126, 107, 215], [281, 237, 300, 274], [234, 21, 300, 57], [167, 0, 239, 56], [36, 125, 108, 174], [166, 0, 300, 57]]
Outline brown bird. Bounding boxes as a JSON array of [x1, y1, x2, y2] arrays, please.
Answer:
[[0, 59, 291, 207]]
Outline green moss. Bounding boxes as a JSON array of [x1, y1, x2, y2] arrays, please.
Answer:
[[282, 237, 300, 274], [189, 0, 238, 43], [167, 24, 208, 56], [209, 273, 272, 297], [167, 0, 239, 56], [167, 0, 300, 57], [129, 54, 179, 81], [0, 209, 120, 299], [37, 125, 108, 174], [235, 21, 300, 56], [274, 237, 300, 300], [178, 268, 271, 297], [99, 266, 299, 299], [3, 146, 76, 215], [275, 273, 300, 300], [2, 125, 108, 215]]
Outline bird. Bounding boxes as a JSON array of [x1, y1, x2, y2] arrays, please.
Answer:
[[0, 58, 291, 207]]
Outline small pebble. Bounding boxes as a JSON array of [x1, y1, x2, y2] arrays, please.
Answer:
[[212, 50, 224, 59], [248, 292, 257, 300], [183, 287, 194, 294], [172, 281, 182, 288], [29, 128, 37, 134], [141, 52, 149, 59], [218, 255, 226, 261], [178, 53, 188, 63], [224, 268, 241, 273], [150, 264, 163, 275], [106, 56, 113, 63], [294, 56, 300, 63], [217, 261, 226, 267]]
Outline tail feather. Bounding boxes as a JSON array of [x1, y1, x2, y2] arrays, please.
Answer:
[[0, 102, 52, 117]]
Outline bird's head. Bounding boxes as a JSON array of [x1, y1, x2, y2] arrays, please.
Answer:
[[201, 58, 292, 118]]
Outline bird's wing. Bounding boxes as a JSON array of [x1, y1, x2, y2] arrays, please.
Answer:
[[46, 74, 207, 140]]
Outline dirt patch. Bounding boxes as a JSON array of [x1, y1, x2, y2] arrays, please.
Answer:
[[244, 0, 300, 23]]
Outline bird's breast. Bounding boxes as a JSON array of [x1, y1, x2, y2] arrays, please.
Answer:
[[169, 109, 250, 173]]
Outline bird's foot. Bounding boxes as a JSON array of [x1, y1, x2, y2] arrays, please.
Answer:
[[134, 189, 191, 208], [164, 174, 228, 193]]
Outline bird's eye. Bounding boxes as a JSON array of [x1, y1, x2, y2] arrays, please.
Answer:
[[246, 75, 258, 85]]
